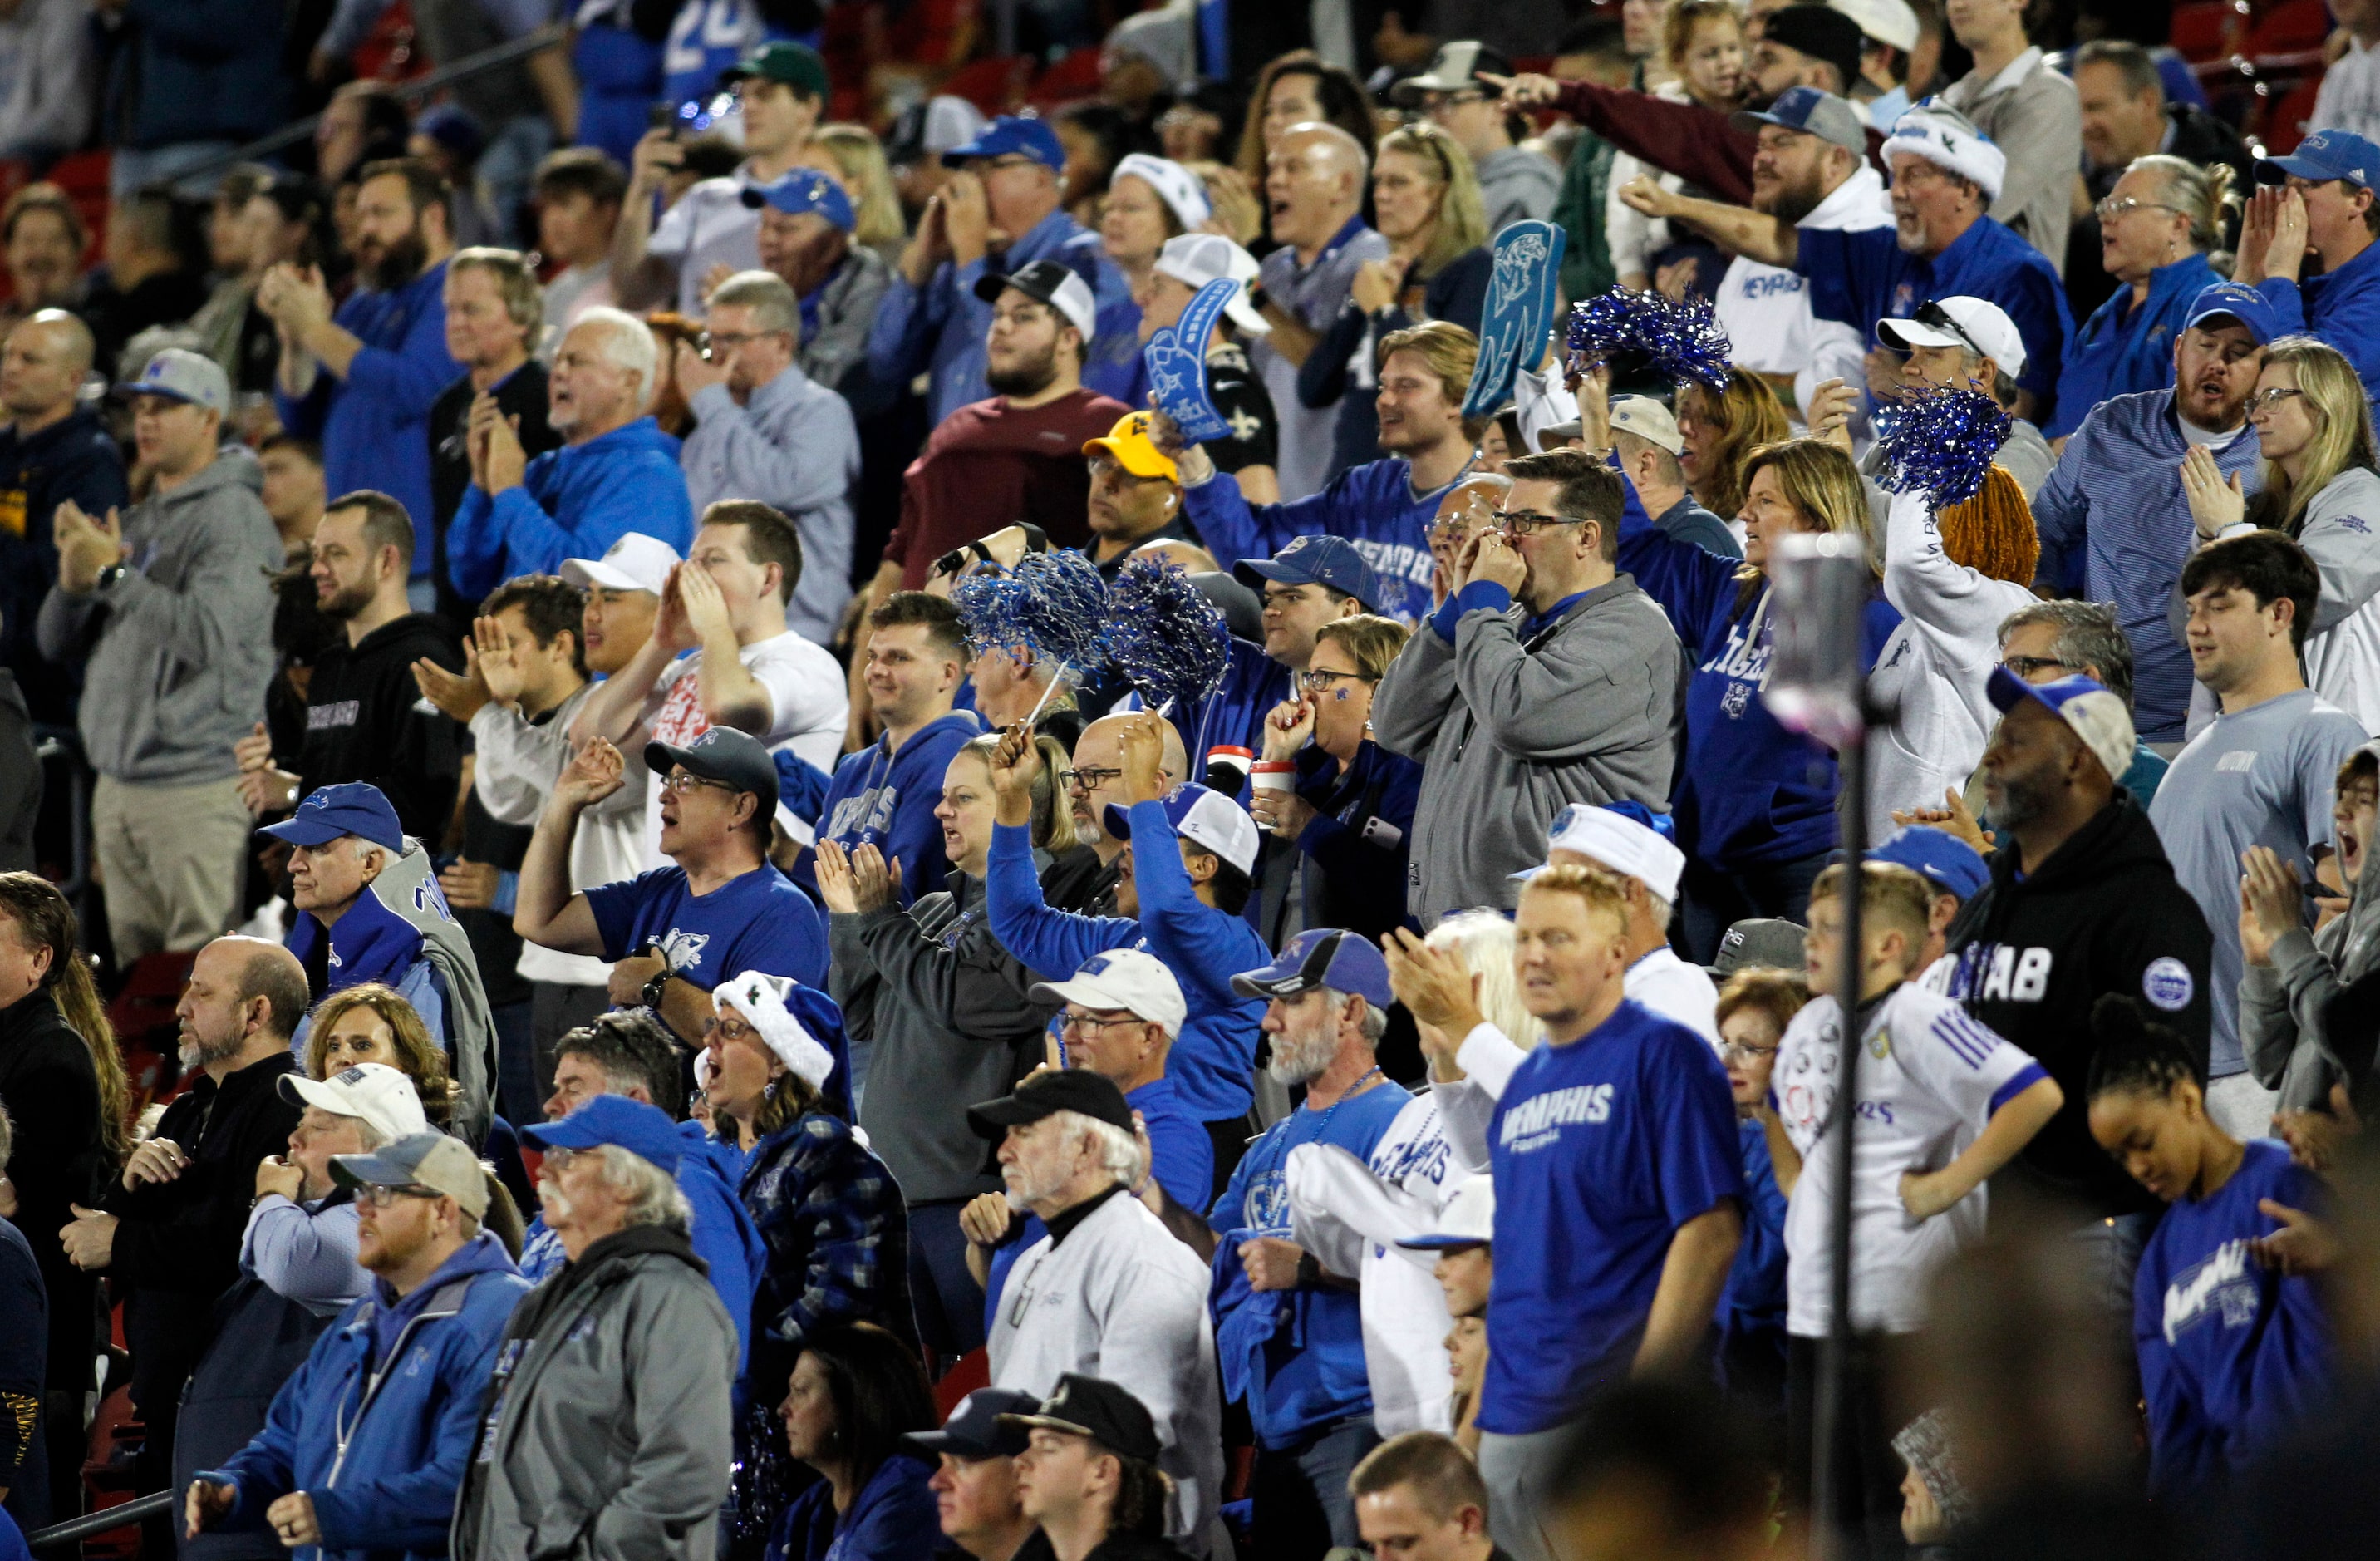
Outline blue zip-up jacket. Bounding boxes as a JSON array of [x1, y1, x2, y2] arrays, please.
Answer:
[[446, 417, 695, 604], [984, 805, 1267, 1122], [2032, 388, 2264, 741], [277, 262, 461, 578], [2258, 234, 2380, 402], [2047, 253, 2221, 439], [2137, 1139, 2333, 1496], [867, 209, 1128, 426], [1183, 460, 1459, 625], [199, 1233, 529, 1559], [791, 710, 982, 904], [1619, 511, 1901, 870], [677, 1120, 767, 1373]]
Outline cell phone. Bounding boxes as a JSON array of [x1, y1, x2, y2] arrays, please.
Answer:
[[647, 101, 681, 135]]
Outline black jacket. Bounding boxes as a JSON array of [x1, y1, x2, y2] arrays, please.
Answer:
[[101, 1048, 302, 1421], [295, 613, 467, 842], [0, 407, 130, 724], [0, 987, 104, 1362], [0, 672, 37, 873], [427, 363, 558, 628], [1938, 792, 2214, 1219]]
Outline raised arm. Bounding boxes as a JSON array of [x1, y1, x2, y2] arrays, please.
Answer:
[[1618, 176, 1797, 268], [511, 737, 619, 956]]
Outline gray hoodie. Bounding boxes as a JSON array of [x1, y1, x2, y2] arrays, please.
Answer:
[[2240, 738, 2380, 1112], [1372, 575, 1686, 925], [35, 450, 279, 785]]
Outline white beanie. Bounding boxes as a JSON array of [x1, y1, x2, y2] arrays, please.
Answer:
[[714, 970, 837, 1091], [1881, 101, 2005, 204]]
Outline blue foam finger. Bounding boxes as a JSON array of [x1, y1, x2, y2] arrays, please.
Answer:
[[1463, 220, 1567, 419], [1144, 278, 1240, 445]]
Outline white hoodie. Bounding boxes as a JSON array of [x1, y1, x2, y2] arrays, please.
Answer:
[[1866, 485, 2038, 837]]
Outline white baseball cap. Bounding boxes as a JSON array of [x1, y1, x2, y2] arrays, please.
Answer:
[[1030, 948, 1188, 1038], [1104, 782, 1261, 877], [561, 531, 681, 595], [1518, 802, 1687, 904], [279, 1062, 428, 1144], [1397, 1173, 1496, 1249], [1831, 0, 1917, 52], [1609, 396, 1684, 455], [1876, 296, 2028, 381], [1113, 153, 1212, 232], [1153, 233, 1271, 337]]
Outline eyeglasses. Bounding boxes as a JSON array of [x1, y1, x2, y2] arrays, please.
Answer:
[[701, 1015, 758, 1045], [357, 1182, 440, 1208], [1998, 655, 2076, 679], [1296, 668, 1377, 694], [1720, 1041, 1780, 1065], [2248, 386, 2307, 415], [1060, 766, 1123, 794], [660, 771, 737, 795], [1491, 510, 1590, 536], [2093, 194, 2182, 224], [1424, 89, 1492, 111], [1062, 1011, 1144, 1036]]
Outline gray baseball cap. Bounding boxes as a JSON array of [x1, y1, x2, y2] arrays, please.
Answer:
[[1708, 918, 1809, 977], [1729, 86, 1867, 157], [330, 1130, 491, 1220], [116, 347, 231, 415]]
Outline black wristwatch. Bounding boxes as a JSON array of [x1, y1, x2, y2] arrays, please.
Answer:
[[94, 562, 127, 593], [640, 966, 676, 1011]]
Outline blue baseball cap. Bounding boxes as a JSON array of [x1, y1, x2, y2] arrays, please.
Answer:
[[942, 114, 1065, 172], [1867, 825, 1989, 902], [2181, 281, 2284, 346], [740, 169, 856, 234], [1986, 667, 2137, 785], [1230, 927, 1394, 1010], [2257, 128, 2380, 191], [258, 781, 405, 849], [522, 1093, 686, 1175], [1232, 534, 1385, 613], [1728, 86, 1867, 155], [1104, 783, 1260, 876]]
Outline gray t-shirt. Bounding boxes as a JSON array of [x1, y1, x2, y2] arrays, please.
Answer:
[[2150, 687, 2369, 1074], [1251, 217, 1389, 502]]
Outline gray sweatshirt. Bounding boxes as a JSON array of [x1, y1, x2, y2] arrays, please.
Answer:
[[1371, 576, 1685, 925], [2291, 465, 2380, 736], [1941, 48, 2083, 276], [1476, 145, 1562, 234], [36, 451, 280, 785]]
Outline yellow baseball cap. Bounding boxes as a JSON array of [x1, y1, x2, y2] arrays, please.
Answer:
[[1082, 411, 1178, 482]]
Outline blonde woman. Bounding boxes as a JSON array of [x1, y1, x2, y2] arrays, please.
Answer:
[[1678, 366, 1792, 531], [1302, 121, 1492, 471], [2184, 334, 2380, 732], [1620, 436, 1897, 956], [801, 124, 907, 258]]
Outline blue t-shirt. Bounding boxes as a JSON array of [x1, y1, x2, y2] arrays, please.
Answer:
[[1481, 1000, 1743, 1435], [1718, 1116, 1787, 1338], [584, 862, 829, 990], [2137, 1138, 2333, 1495], [1211, 1077, 1412, 1445]]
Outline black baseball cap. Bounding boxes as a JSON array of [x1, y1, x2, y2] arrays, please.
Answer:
[[904, 1388, 1041, 1459], [966, 1069, 1134, 1140], [643, 725, 779, 807], [1759, 7, 1866, 97], [999, 1373, 1163, 1463]]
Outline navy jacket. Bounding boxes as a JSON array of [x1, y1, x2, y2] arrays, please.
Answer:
[[0, 408, 127, 723], [106, 0, 289, 149]]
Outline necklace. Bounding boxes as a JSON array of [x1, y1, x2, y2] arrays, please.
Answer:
[[1301, 1066, 1384, 1141]]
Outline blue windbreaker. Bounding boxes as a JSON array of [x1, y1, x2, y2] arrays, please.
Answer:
[[2047, 253, 2221, 439], [2259, 234, 2380, 402], [198, 1234, 529, 1559], [445, 416, 696, 603]]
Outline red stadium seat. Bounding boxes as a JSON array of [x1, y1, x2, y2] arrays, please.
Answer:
[[939, 52, 1034, 115], [1032, 45, 1107, 105], [2169, 0, 2243, 63]]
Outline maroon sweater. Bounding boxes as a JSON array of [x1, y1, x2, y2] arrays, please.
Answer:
[[889, 387, 1129, 588], [1549, 80, 1890, 207]]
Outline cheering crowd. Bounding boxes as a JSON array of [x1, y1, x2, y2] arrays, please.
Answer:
[[7, 1, 2380, 1559]]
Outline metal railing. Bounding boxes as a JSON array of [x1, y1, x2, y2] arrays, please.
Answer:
[[25, 1488, 176, 1551]]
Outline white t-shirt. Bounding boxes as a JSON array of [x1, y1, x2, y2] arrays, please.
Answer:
[[1625, 945, 1720, 1048], [648, 171, 765, 316], [1286, 1091, 1481, 1437], [640, 630, 848, 864], [1719, 163, 1893, 424], [2314, 35, 2380, 147], [1773, 982, 2048, 1337]]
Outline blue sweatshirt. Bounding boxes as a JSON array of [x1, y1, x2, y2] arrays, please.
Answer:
[[1160, 637, 1291, 775], [2259, 234, 2380, 402], [2137, 1138, 2333, 1496], [792, 710, 982, 904], [1717, 1116, 1787, 1346], [984, 807, 1267, 1122], [276, 262, 462, 578], [1182, 458, 1463, 623], [1618, 515, 1901, 870], [2048, 253, 2221, 439], [445, 416, 695, 603]]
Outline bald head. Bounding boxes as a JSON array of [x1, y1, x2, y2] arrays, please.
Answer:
[[213, 934, 312, 1041], [1431, 472, 1510, 576], [1268, 122, 1369, 253], [2, 308, 94, 424], [1069, 712, 1190, 855]]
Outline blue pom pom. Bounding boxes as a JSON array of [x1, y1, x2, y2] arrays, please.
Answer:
[[1005, 549, 1111, 672], [1105, 555, 1228, 713], [1564, 286, 1733, 390], [1874, 387, 2010, 507], [951, 568, 1030, 652]]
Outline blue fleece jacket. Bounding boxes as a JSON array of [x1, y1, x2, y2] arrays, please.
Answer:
[[984, 805, 1267, 1122], [1619, 510, 1901, 871], [2137, 1139, 2333, 1496], [2047, 253, 2220, 439], [277, 263, 461, 578], [2258, 235, 2380, 402], [792, 710, 982, 904], [445, 417, 696, 603], [199, 1233, 529, 1559], [1182, 459, 1463, 624]]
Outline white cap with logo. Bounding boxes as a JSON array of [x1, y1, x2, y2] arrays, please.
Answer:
[[561, 531, 682, 595], [1030, 948, 1189, 1038], [1153, 233, 1271, 336], [279, 1062, 429, 1143], [1522, 803, 1687, 904], [1876, 296, 2028, 380]]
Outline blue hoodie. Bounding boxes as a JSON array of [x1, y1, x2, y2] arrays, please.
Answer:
[[445, 416, 696, 604], [276, 261, 461, 578], [1182, 460, 1463, 623], [983, 804, 1268, 1123], [1163, 637, 1291, 772], [1618, 509, 1901, 872], [792, 710, 982, 904], [676, 1119, 767, 1371], [199, 1232, 529, 1559], [2137, 1139, 2333, 1496]]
